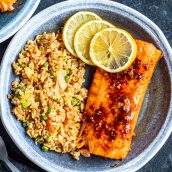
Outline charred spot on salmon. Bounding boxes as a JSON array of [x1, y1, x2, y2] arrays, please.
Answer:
[[143, 64, 149, 70], [135, 74, 142, 80], [133, 58, 141, 69], [109, 131, 116, 140]]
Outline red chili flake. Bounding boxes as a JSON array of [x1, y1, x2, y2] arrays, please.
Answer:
[[143, 64, 149, 70], [109, 131, 116, 140]]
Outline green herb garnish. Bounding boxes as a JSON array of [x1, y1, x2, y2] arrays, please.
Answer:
[[48, 109, 55, 113], [56, 98, 61, 103], [19, 63, 25, 68], [44, 62, 49, 68], [50, 71, 56, 77], [71, 98, 79, 106], [64, 75, 70, 82], [66, 69, 70, 75]]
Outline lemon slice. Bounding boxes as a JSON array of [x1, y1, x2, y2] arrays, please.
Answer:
[[74, 20, 115, 65], [62, 11, 102, 56], [90, 28, 137, 73]]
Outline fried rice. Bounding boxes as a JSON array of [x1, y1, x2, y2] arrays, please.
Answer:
[[8, 31, 88, 160]]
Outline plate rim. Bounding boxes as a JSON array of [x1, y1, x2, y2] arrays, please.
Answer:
[[0, 0, 172, 172], [0, 0, 40, 43]]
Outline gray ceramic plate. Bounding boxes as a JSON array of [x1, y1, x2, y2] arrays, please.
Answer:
[[0, 0, 172, 172], [0, 0, 40, 43]]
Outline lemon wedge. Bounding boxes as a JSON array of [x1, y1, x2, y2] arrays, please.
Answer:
[[62, 11, 101, 56], [74, 20, 115, 65], [89, 28, 137, 73]]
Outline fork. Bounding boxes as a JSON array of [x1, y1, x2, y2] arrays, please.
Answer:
[[0, 136, 20, 172]]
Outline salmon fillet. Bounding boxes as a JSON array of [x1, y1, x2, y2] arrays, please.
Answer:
[[78, 40, 162, 160]]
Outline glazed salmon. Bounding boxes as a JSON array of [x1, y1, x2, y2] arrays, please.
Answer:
[[78, 40, 162, 160]]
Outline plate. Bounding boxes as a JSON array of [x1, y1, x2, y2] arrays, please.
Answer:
[[0, 0, 40, 43], [0, 0, 172, 172]]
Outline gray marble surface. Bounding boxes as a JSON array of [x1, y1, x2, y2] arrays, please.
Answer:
[[0, 0, 172, 172]]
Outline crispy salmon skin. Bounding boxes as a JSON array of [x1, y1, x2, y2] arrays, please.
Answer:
[[78, 40, 162, 160]]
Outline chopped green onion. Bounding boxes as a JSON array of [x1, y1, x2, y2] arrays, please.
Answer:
[[50, 71, 57, 77], [20, 87, 26, 93], [62, 56, 67, 61], [64, 75, 70, 82], [48, 109, 55, 113], [14, 90, 20, 97], [71, 98, 79, 106], [56, 98, 61, 103], [15, 87, 26, 97], [42, 145, 49, 152], [66, 69, 70, 75], [44, 132, 51, 140], [19, 63, 25, 68], [42, 113, 48, 121], [21, 101, 29, 109], [22, 122, 27, 128], [35, 136, 41, 143], [44, 62, 49, 68]]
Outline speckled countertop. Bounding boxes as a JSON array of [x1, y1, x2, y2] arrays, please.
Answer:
[[0, 0, 172, 172]]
